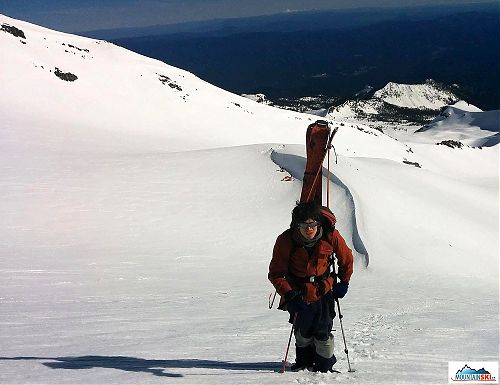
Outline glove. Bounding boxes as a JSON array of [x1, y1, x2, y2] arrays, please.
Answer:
[[332, 281, 349, 299], [285, 290, 307, 314]]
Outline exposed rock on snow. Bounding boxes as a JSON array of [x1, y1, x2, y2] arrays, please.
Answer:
[[241, 93, 273, 105], [1, 23, 26, 39], [402, 159, 422, 168], [437, 140, 464, 149], [62, 42, 89, 53], [54, 67, 78, 82], [158, 74, 182, 91]]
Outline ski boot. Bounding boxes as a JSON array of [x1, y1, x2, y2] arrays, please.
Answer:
[[312, 352, 337, 373], [291, 345, 315, 371]]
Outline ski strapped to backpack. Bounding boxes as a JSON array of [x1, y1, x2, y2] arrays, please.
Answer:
[[300, 120, 338, 205]]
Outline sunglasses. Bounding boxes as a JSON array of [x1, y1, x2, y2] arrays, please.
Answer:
[[297, 221, 320, 229]]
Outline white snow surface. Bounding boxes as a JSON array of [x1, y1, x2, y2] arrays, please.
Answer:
[[451, 100, 483, 112], [1, 14, 499, 385], [416, 105, 500, 147]]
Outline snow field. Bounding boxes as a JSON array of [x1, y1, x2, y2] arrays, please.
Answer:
[[1, 13, 498, 385]]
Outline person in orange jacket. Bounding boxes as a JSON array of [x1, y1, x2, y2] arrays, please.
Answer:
[[268, 201, 353, 372]]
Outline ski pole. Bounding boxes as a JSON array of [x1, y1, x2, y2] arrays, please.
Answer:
[[335, 298, 355, 372], [280, 312, 297, 373], [268, 291, 277, 309], [326, 127, 339, 209], [327, 142, 331, 208]]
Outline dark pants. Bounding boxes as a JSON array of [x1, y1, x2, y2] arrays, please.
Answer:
[[288, 292, 337, 371]]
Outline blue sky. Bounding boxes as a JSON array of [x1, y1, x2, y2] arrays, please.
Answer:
[[0, 0, 496, 32]]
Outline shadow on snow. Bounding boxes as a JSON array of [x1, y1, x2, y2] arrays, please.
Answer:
[[0, 355, 280, 378]]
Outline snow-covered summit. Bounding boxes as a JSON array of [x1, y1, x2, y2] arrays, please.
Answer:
[[373, 80, 458, 110], [327, 80, 461, 123]]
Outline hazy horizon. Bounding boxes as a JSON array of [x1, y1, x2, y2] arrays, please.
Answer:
[[0, 0, 497, 33]]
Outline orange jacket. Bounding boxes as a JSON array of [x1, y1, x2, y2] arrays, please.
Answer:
[[268, 228, 353, 304]]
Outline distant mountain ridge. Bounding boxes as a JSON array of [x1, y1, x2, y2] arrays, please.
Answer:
[[82, 2, 500, 39], [327, 80, 460, 123], [271, 79, 499, 147], [244, 80, 463, 124], [373, 80, 458, 109]]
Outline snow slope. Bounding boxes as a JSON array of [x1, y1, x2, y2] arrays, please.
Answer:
[[416, 105, 500, 147], [451, 100, 483, 112], [327, 99, 383, 120], [0, 14, 313, 154], [1, 14, 498, 385]]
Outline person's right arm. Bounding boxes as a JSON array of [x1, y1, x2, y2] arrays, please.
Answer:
[[268, 233, 293, 296]]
